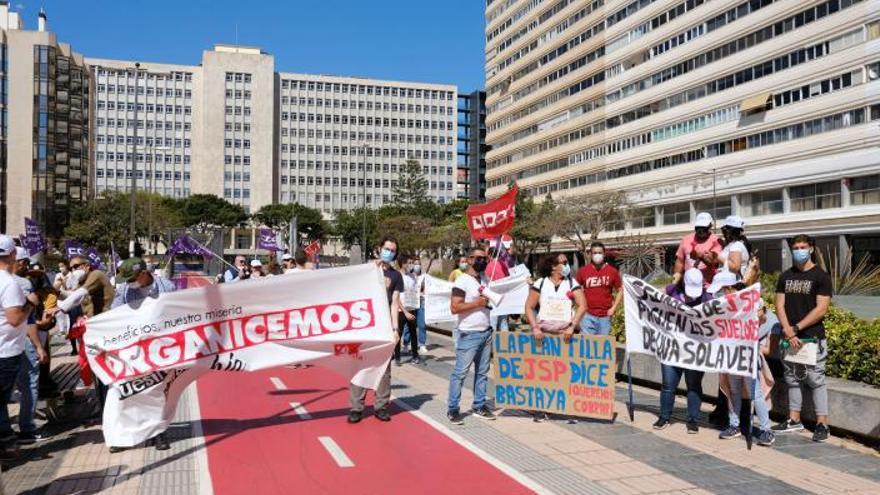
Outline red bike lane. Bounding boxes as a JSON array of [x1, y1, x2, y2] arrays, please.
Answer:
[[197, 365, 535, 495]]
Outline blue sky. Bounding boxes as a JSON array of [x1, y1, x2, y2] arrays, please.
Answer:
[[21, 1, 486, 92]]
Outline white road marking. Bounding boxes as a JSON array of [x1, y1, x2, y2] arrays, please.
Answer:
[[318, 436, 355, 468], [289, 401, 312, 419], [269, 376, 286, 390]]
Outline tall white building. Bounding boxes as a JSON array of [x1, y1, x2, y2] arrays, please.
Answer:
[[88, 46, 458, 215], [484, 0, 880, 270]]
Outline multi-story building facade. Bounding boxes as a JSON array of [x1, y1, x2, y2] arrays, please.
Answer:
[[89, 46, 458, 215], [484, 0, 880, 270], [457, 90, 489, 201], [1, 4, 91, 237]]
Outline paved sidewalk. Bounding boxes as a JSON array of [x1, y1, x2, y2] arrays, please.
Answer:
[[1, 334, 877, 494]]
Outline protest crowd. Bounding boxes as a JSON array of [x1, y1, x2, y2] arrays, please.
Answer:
[[0, 198, 838, 466]]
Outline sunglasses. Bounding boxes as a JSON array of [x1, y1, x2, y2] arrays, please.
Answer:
[[70, 262, 87, 269]]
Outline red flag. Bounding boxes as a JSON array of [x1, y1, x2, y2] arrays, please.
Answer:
[[304, 240, 321, 260], [467, 184, 518, 239]]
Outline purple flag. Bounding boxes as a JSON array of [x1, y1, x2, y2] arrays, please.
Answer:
[[257, 229, 280, 251], [23, 218, 47, 255], [85, 247, 107, 271], [64, 240, 86, 259], [166, 235, 214, 259]]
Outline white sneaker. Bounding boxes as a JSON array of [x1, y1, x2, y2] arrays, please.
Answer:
[[419, 345, 428, 355]]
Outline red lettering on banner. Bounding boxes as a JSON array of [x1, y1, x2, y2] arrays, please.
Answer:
[[93, 299, 376, 381]]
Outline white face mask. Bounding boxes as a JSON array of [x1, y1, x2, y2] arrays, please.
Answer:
[[592, 253, 604, 264], [72, 268, 86, 280]]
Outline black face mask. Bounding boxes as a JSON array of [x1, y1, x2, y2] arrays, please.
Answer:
[[694, 228, 710, 242], [472, 258, 488, 272]]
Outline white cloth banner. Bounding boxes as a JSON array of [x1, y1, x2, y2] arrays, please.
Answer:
[[623, 275, 761, 378], [423, 276, 455, 324], [84, 264, 395, 447], [488, 265, 530, 317]]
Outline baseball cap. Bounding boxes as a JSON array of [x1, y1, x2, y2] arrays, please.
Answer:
[[722, 215, 745, 229], [694, 212, 713, 228], [683, 268, 704, 299], [250, 259, 262, 267], [282, 253, 292, 261], [0, 235, 15, 256], [707, 270, 739, 296], [117, 257, 148, 283], [15, 246, 30, 262]]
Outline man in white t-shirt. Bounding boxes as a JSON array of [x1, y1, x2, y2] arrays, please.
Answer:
[[0, 236, 35, 458], [283, 249, 309, 274], [447, 247, 496, 425], [13, 247, 48, 445]]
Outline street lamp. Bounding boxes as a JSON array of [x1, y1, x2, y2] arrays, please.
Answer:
[[360, 143, 371, 262], [700, 168, 718, 226], [137, 144, 172, 254]]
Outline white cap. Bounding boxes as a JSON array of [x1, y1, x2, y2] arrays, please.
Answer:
[[694, 212, 713, 228], [708, 271, 739, 295], [683, 268, 704, 299], [282, 253, 292, 261], [249, 259, 262, 267], [15, 246, 30, 262], [0, 235, 15, 256], [722, 215, 745, 229]]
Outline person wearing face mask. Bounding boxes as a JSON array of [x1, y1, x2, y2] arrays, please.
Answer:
[[108, 257, 177, 451], [448, 256, 469, 282], [54, 260, 81, 355], [524, 253, 586, 422], [447, 247, 496, 425], [484, 247, 511, 332], [716, 216, 754, 280], [395, 255, 420, 366], [402, 258, 429, 356], [672, 212, 722, 288], [575, 242, 622, 336], [347, 236, 401, 424], [70, 255, 115, 318], [772, 234, 832, 442]]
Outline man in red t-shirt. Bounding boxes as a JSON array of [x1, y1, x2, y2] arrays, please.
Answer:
[[673, 212, 723, 287], [575, 242, 622, 335]]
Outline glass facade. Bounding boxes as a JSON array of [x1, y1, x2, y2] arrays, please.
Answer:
[[456, 90, 488, 201]]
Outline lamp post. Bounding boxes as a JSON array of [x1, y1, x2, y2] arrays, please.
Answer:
[[128, 62, 142, 257], [700, 167, 718, 226], [138, 144, 172, 254], [360, 143, 370, 262]]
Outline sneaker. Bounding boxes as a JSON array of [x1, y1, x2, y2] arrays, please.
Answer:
[[771, 419, 804, 433], [152, 432, 170, 451], [0, 447, 19, 460], [17, 432, 45, 445], [419, 345, 428, 355], [533, 412, 549, 423], [719, 426, 741, 440], [347, 410, 363, 424], [394, 358, 402, 367], [108, 446, 127, 453], [652, 418, 670, 430], [410, 356, 421, 365], [567, 418, 579, 425], [472, 406, 496, 420], [686, 421, 699, 434], [0, 432, 16, 445], [447, 410, 465, 425], [812, 423, 829, 443], [757, 430, 776, 447], [374, 407, 391, 422]]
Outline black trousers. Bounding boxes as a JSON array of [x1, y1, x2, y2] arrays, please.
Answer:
[[394, 312, 419, 359]]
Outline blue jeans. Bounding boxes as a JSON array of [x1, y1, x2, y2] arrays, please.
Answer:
[[16, 341, 39, 435], [727, 374, 771, 432], [403, 307, 427, 347], [660, 364, 704, 422], [447, 329, 493, 413], [0, 353, 22, 444], [580, 314, 611, 335]]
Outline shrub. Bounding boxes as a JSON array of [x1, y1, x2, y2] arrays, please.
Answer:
[[824, 305, 880, 386]]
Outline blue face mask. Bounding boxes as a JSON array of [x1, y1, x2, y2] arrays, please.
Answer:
[[792, 248, 811, 265], [380, 248, 395, 263], [561, 263, 571, 277]]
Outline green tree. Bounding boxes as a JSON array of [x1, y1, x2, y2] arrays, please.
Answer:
[[333, 208, 379, 253], [391, 160, 429, 208], [252, 202, 328, 247], [177, 194, 248, 231], [510, 188, 555, 260]]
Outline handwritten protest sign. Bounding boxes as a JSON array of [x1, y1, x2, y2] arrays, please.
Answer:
[[623, 275, 762, 378], [423, 276, 456, 324], [494, 333, 616, 420]]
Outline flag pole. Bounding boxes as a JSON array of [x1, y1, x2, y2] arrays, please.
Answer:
[[626, 354, 635, 422]]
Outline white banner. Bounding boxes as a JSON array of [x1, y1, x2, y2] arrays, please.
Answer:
[[623, 275, 761, 378], [423, 276, 455, 324], [488, 265, 530, 317], [84, 264, 395, 447]]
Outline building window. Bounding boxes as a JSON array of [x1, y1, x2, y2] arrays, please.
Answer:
[[629, 209, 656, 229], [694, 197, 732, 221], [789, 181, 841, 212], [662, 202, 691, 226], [741, 189, 784, 216], [850, 174, 880, 205]]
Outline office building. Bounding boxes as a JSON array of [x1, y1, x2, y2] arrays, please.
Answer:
[[484, 0, 880, 270], [457, 90, 489, 201], [90, 47, 458, 214], [1, 4, 91, 237]]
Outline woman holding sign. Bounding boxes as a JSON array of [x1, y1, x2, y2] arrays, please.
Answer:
[[524, 253, 586, 422]]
